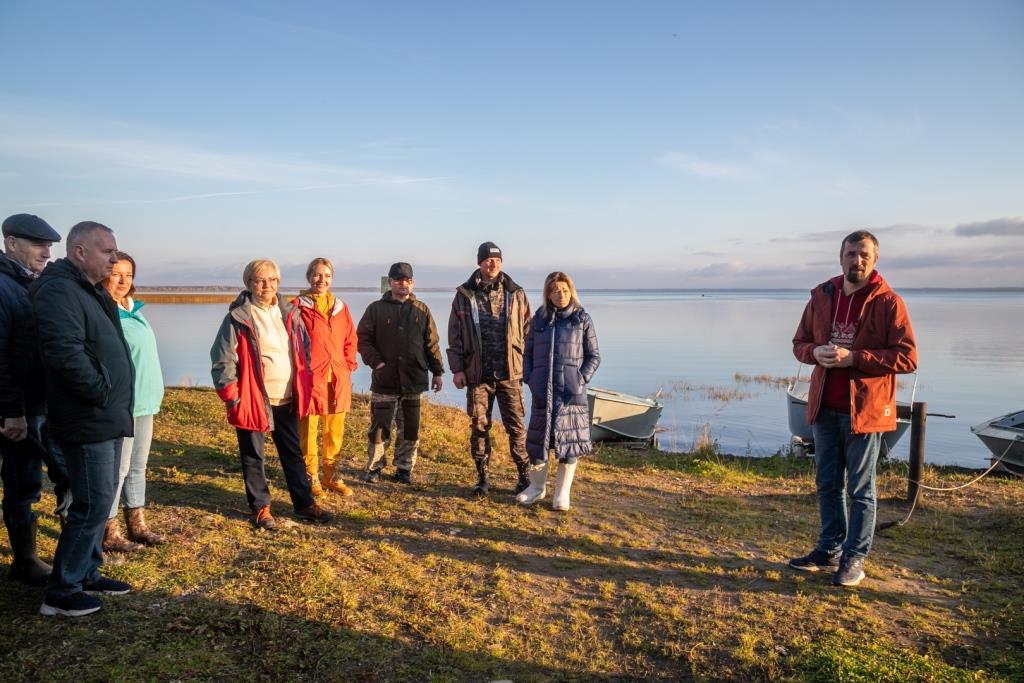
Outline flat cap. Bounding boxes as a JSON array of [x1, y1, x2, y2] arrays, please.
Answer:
[[2, 214, 62, 242], [388, 262, 414, 279]]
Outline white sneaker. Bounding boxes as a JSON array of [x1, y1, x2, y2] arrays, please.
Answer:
[[551, 461, 577, 511], [515, 461, 549, 505]]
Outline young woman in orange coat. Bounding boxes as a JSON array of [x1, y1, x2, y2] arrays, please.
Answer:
[[293, 258, 359, 496]]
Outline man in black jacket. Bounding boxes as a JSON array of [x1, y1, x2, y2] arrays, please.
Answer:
[[0, 213, 69, 587], [29, 221, 135, 617], [357, 263, 444, 484]]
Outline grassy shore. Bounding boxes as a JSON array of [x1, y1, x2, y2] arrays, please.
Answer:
[[1, 388, 1022, 682]]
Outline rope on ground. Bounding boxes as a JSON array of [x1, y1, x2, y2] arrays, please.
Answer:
[[911, 438, 1016, 492], [879, 439, 1015, 531]]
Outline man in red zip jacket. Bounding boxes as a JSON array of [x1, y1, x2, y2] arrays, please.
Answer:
[[789, 230, 917, 587]]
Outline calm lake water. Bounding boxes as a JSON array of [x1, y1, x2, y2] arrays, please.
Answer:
[[143, 289, 1023, 469]]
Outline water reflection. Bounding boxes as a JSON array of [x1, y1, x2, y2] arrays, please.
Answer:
[[142, 290, 1024, 469]]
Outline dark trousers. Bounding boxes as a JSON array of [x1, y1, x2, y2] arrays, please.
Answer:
[[1, 414, 70, 530], [236, 402, 314, 513], [47, 438, 120, 598], [467, 380, 528, 468]]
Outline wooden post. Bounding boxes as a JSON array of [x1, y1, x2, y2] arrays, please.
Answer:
[[907, 401, 927, 505]]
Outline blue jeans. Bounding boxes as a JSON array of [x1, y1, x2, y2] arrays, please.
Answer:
[[109, 414, 155, 517], [812, 409, 883, 559], [47, 439, 120, 598], [1, 414, 70, 529]]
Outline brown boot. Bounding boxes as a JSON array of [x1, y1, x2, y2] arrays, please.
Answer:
[[102, 518, 142, 553], [321, 462, 354, 496], [303, 451, 326, 497], [125, 507, 165, 546]]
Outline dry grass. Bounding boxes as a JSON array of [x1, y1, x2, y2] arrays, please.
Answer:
[[1, 387, 1021, 682]]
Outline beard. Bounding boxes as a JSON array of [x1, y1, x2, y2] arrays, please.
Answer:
[[845, 267, 869, 283]]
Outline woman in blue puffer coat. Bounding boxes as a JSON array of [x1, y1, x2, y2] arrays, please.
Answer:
[[517, 271, 600, 511]]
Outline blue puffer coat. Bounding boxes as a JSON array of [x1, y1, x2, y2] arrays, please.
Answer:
[[523, 304, 600, 464]]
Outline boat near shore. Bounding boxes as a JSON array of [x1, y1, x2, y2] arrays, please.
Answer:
[[588, 387, 663, 444], [785, 366, 914, 457], [971, 410, 1024, 476]]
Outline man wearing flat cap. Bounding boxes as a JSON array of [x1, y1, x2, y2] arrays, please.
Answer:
[[447, 241, 531, 497], [357, 262, 444, 484], [0, 214, 70, 587]]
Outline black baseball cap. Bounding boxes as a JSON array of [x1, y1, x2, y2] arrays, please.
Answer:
[[388, 262, 414, 279]]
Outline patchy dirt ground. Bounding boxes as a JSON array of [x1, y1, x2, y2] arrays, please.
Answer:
[[1, 388, 1020, 681]]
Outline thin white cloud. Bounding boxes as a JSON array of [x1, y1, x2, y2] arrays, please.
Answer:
[[657, 152, 755, 179], [105, 176, 453, 205]]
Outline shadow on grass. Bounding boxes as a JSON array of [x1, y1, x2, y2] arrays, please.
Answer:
[[0, 584, 630, 682]]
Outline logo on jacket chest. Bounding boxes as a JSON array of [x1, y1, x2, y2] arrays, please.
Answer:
[[830, 320, 858, 349]]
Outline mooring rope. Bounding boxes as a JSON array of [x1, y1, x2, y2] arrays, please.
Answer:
[[880, 439, 1017, 530]]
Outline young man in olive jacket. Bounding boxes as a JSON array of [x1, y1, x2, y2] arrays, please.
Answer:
[[446, 242, 531, 496], [357, 263, 444, 484], [29, 221, 135, 617], [789, 230, 917, 588]]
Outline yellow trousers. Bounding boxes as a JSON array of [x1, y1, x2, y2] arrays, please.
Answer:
[[299, 412, 347, 482]]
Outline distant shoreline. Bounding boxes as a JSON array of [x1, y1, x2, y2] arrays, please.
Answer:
[[135, 286, 1024, 304]]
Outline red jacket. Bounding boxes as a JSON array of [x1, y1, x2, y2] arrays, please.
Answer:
[[792, 273, 917, 434], [210, 292, 313, 432], [293, 293, 358, 415]]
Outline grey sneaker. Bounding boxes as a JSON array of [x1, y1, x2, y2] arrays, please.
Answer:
[[832, 556, 866, 587], [788, 549, 841, 572], [363, 469, 381, 483], [394, 468, 412, 485]]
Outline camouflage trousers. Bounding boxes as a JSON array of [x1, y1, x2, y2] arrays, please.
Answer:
[[366, 392, 422, 473], [466, 380, 528, 470]]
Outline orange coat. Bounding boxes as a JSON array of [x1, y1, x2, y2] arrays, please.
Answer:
[[792, 274, 917, 434], [294, 293, 358, 415]]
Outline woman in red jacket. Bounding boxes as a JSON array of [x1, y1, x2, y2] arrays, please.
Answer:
[[293, 258, 359, 497]]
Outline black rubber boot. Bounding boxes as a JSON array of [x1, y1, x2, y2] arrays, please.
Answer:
[[8, 520, 52, 587], [472, 458, 490, 497], [514, 461, 530, 494]]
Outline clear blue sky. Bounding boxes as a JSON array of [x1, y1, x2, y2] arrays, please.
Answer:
[[2, 1, 1021, 288]]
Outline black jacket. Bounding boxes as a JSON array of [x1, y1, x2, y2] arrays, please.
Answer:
[[357, 292, 444, 395], [28, 259, 135, 443], [0, 253, 46, 418]]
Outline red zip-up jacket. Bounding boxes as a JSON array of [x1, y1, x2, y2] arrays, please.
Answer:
[[210, 291, 313, 432], [792, 273, 917, 434]]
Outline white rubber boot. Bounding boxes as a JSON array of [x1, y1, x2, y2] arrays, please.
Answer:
[[551, 460, 577, 511], [515, 461, 549, 505]]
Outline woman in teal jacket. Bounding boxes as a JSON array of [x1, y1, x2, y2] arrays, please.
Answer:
[[101, 252, 165, 552]]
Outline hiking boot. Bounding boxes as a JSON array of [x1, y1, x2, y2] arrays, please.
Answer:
[[394, 468, 412, 485], [296, 504, 334, 524], [102, 518, 143, 553], [323, 478, 354, 496], [788, 549, 841, 572], [253, 506, 277, 531], [40, 591, 102, 617], [472, 459, 489, 497], [83, 576, 132, 595], [514, 461, 530, 494], [125, 507, 164, 546], [323, 463, 354, 496], [363, 469, 382, 483], [832, 556, 866, 587]]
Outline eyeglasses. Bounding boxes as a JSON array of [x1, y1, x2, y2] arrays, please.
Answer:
[[251, 277, 279, 286]]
